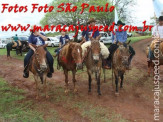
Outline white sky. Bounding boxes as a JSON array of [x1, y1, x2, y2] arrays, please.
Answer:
[[0, 0, 163, 38]]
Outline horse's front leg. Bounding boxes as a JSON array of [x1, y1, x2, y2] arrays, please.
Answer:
[[88, 70, 92, 93], [43, 74, 49, 98], [64, 70, 69, 94], [97, 71, 101, 96], [20, 47, 22, 56], [120, 73, 124, 88], [72, 70, 77, 93], [103, 68, 106, 83], [114, 72, 119, 96], [34, 75, 39, 99]]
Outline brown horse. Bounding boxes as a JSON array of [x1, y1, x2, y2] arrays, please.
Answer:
[[112, 42, 131, 95], [29, 44, 50, 99], [146, 39, 163, 76], [58, 42, 83, 93], [83, 38, 102, 95]]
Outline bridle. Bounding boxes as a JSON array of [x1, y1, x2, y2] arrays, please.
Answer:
[[34, 47, 47, 74]]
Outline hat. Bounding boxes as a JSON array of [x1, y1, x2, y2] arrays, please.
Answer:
[[115, 20, 125, 26], [87, 18, 96, 24]]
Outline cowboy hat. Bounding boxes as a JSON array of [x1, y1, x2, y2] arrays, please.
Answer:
[[87, 18, 96, 24], [115, 20, 125, 26]]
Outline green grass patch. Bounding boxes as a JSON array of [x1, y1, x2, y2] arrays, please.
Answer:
[[128, 36, 151, 44], [0, 77, 44, 122]]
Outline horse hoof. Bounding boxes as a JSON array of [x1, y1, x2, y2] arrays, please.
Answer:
[[115, 92, 119, 96], [98, 93, 102, 96], [65, 89, 69, 94], [74, 89, 78, 93]]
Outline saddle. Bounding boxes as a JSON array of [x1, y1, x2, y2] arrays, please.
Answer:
[[149, 39, 163, 59], [12, 40, 21, 48]]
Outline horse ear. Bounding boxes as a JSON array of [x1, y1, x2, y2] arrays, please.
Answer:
[[96, 35, 101, 41], [127, 40, 131, 45], [80, 40, 85, 45], [117, 42, 122, 46], [90, 37, 95, 41], [43, 44, 48, 48]]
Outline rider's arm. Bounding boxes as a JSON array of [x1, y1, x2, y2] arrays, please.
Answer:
[[38, 32, 47, 41]]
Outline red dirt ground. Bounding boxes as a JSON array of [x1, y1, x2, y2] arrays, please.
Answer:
[[0, 38, 162, 122]]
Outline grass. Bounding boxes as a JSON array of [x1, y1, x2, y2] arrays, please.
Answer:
[[0, 77, 44, 122], [128, 35, 151, 44]]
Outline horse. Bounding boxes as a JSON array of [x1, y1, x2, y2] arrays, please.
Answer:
[[6, 40, 28, 58], [58, 42, 83, 93], [28, 44, 50, 99], [112, 41, 131, 96], [146, 39, 163, 76], [82, 37, 104, 95]]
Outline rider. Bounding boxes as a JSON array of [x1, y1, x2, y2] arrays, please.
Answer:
[[13, 34, 18, 42], [107, 20, 135, 69], [82, 18, 100, 42], [148, 16, 163, 61], [23, 25, 54, 78], [82, 18, 110, 69], [54, 30, 70, 57]]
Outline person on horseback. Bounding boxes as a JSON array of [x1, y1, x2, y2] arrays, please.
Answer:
[[82, 18, 100, 42], [13, 34, 18, 42], [82, 18, 110, 69], [148, 16, 163, 61], [54, 30, 70, 57], [107, 20, 135, 69], [23, 25, 54, 78]]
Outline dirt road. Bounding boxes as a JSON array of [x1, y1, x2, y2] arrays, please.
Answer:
[[0, 38, 162, 122]]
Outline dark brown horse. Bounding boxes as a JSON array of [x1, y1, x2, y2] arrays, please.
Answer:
[[83, 38, 102, 95], [6, 41, 28, 59], [112, 42, 131, 95], [58, 42, 83, 93], [146, 39, 163, 76], [29, 44, 50, 99]]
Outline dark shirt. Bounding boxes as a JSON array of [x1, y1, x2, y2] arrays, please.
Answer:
[[82, 27, 100, 41], [28, 32, 45, 45], [60, 35, 70, 46]]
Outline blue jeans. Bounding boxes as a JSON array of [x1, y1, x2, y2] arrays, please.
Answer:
[[24, 49, 54, 73], [148, 48, 154, 60]]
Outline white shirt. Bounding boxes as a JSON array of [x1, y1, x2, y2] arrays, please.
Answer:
[[152, 25, 163, 39]]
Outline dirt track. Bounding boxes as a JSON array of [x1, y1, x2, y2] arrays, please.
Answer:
[[0, 38, 163, 122]]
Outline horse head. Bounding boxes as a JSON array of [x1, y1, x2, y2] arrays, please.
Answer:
[[90, 37, 101, 63], [32, 44, 48, 72], [70, 43, 83, 69], [117, 41, 130, 68]]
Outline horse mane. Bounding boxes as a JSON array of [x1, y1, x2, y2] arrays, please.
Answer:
[[81, 41, 91, 57], [61, 42, 76, 63]]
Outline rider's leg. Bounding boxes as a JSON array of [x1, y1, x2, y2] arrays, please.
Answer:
[[107, 44, 119, 68], [23, 49, 34, 78], [46, 51, 54, 78]]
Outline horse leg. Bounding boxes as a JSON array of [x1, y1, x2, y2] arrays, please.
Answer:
[[148, 62, 151, 77], [97, 72, 101, 96], [114, 73, 119, 95], [20, 46, 22, 56], [72, 70, 77, 93], [34, 75, 39, 99], [103, 68, 106, 83], [64, 70, 69, 94], [88, 70, 92, 93], [43, 74, 49, 98], [120, 74, 124, 88]]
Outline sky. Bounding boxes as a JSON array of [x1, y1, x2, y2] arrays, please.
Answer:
[[0, 0, 163, 38]]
